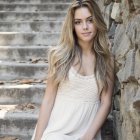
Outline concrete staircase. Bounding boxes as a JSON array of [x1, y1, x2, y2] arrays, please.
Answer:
[[0, 0, 70, 139], [0, 0, 113, 140]]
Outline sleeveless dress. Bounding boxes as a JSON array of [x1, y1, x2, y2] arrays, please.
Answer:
[[31, 66, 102, 140]]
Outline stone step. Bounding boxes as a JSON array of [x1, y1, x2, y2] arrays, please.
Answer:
[[0, 0, 71, 4], [0, 84, 45, 105], [0, 104, 39, 140], [0, 11, 66, 21], [0, 61, 48, 81], [0, 32, 59, 46], [0, 21, 62, 32], [0, 3, 70, 12], [0, 45, 50, 61]]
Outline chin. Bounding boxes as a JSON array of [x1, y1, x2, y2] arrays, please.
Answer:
[[81, 38, 94, 42]]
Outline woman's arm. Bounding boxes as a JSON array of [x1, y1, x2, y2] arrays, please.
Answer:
[[34, 77, 59, 140], [82, 58, 115, 140]]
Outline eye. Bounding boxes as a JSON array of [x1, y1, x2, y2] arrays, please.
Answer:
[[87, 18, 93, 23], [74, 20, 81, 25]]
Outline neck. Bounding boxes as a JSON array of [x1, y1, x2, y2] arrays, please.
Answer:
[[78, 40, 94, 55]]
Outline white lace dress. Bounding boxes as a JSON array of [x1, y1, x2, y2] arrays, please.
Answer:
[[31, 66, 102, 140]]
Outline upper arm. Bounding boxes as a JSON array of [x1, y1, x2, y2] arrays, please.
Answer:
[[100, 56, 115, 105], [43, 77, 59, 105], [43, 48, 59, 105]]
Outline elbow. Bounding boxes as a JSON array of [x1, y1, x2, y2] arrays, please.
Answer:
[[105, 99, 112, 109], [101, 99, 112, 111], [106, 101, 112, 113]]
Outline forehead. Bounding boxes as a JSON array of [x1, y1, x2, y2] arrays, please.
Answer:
[[74, 7, 92, 19]]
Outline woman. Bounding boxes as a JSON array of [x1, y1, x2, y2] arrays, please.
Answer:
[[31, 0, 114, 140]]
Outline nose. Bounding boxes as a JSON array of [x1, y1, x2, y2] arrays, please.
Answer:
[[82, 21, 88, 30]]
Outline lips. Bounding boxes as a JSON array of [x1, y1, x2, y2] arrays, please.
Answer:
[[82, 32, 91, 36]]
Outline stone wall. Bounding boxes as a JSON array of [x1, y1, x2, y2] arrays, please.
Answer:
[[96, 0, 140, 140]]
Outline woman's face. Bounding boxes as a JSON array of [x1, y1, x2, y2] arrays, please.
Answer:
[[74, 7, 97, 43]]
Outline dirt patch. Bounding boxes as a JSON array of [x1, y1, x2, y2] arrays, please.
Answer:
[[0, 103, 39, 114], [0, 137, 20, 140], [15, 103, 36, 111]]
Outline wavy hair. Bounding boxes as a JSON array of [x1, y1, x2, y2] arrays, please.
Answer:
[[48, 0, 114, 92]]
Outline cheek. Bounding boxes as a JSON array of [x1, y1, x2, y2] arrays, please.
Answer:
[[74, 26, 81, 36], [94, 26, 97, 32], [90, 24, 97, 32], [93, 28, 97, 35]]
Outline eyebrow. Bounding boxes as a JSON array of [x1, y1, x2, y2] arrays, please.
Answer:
[[74, 16, 93, 20]]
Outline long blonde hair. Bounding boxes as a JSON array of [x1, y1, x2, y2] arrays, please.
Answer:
[[48, 0, 114, 91]]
